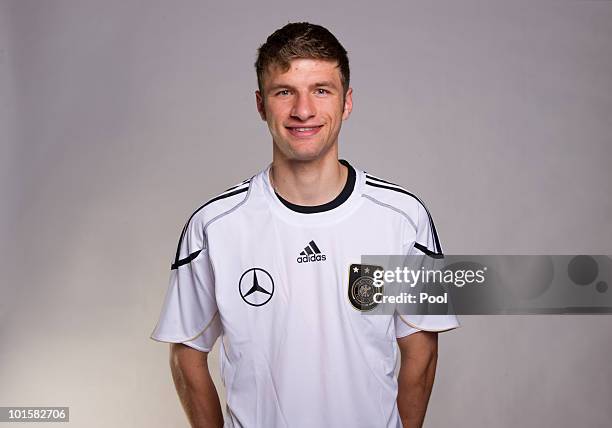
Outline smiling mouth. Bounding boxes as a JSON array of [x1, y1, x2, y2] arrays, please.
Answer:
[[285, 125, 323, 137]]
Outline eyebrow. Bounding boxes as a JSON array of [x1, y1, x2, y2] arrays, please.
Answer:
[[267, 81, 339, 92]]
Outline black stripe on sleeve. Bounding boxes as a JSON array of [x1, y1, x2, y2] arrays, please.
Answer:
[[413, 243, 444, 259], [171, 249, 202, 270], [173, 221, 190, 269], [365, 180, 443, 253]]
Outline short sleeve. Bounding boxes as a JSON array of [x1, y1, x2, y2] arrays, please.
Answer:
[[398, 201, 460, 333], [394, 313, 421, 338], [182, 312, 222, 352], [150, 218, 221, 349]]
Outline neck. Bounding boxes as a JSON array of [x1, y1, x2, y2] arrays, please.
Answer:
[[270, 149, 348, 207]]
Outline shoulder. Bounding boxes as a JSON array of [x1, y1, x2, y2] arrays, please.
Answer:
[[183, 176, 253, 234], [361, 170, 431, 225], [360, 168, 443, 255], [171, 176, 253, 268], [191, 177, 253, 226]]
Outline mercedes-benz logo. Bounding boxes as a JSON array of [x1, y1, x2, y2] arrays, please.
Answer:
[[239, 268, 274, 307]]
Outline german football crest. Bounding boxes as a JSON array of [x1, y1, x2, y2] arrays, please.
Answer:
[[348, 263, 384, 311]]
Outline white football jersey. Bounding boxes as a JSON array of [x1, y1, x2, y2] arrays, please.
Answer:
[[151, 159, 459, 428]]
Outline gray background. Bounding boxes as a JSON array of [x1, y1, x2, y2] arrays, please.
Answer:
[[1, 1, 611, 427]]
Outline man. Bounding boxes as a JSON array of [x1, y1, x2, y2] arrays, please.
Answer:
[[152, 22, 458, 427]]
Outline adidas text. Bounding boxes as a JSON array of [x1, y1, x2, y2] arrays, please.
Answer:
[[297, 254, 327, 263]]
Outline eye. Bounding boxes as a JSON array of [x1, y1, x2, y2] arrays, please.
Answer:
[[276, 89, 290, 96], [315, 88, 329, 95]]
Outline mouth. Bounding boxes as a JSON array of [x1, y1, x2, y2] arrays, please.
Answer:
[[285, 125, 323, 138]]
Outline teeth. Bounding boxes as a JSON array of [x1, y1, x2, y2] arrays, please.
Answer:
[[294, 127, 316, 131]]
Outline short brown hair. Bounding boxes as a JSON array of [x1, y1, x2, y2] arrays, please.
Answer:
[[255, 22, 350, 96]]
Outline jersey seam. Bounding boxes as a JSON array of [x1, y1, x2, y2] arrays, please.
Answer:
[[361, 193, 417, 232], [361, 194, 442, 257], [364, 180, 442, 253], [203, 181, 254, 291], [202, 179, 253, 234]]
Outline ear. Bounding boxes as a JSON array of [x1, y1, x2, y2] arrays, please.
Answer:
[[256, 90, 267, 121], [342, 87, 353, 121]]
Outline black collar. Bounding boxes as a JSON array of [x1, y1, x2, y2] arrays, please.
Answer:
[[274, 159, 356, 214]]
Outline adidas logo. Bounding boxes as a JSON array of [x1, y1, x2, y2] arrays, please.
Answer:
[[297, 240, 327, 263]]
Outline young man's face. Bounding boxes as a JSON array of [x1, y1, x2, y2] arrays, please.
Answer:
[[256, 58, 353, 162]]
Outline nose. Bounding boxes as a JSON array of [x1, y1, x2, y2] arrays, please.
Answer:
[[290, 92, 315, 121]]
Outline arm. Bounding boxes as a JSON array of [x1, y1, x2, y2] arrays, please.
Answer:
[[396, 331, 439, 428], [169, 343, 224, 428]]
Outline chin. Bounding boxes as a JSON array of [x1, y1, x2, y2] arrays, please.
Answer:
[[291, 153, 324, 162], [275, 140, 326, 161], [288, 145, 331, 162]]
